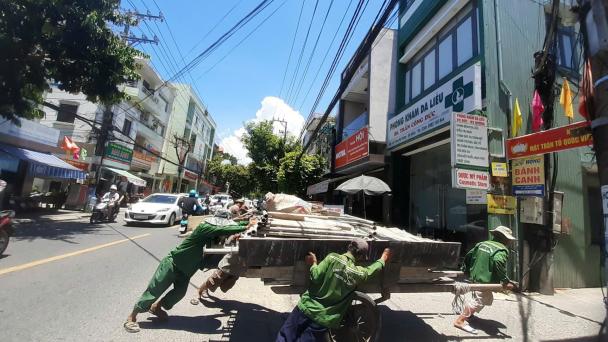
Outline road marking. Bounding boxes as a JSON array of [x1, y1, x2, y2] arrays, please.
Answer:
[[0, 233, 151, 276]]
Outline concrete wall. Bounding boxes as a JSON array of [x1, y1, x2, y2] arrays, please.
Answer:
[[369, 28, 397, 142]]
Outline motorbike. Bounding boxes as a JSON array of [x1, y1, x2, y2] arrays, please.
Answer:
[[90, 196, 122, 223], [179, 213, 189, 234], [0, 210, 15, 256]]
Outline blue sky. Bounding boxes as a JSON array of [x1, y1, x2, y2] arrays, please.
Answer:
[[125, 0, 395, 162]]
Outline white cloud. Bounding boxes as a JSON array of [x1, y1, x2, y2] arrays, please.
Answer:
[[219, 96, 305, 165]]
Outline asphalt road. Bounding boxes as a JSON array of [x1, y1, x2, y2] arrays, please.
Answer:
[[0, 210, 605, 342]]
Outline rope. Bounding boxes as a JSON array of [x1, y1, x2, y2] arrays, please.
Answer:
[[452, 282, 482, 316]]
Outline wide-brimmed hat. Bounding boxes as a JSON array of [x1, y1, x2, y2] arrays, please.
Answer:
[[490, 226, 516, 240], [204, 217, 237, 226], [235, 198, 245, 203]]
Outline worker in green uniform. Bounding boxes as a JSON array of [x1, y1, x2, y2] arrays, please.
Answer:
[[123, 216, 256, 333], [454, 225, 518, 334], [276, 239, 391, 342]]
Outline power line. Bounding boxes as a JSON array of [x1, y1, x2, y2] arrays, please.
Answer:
[[300, 0, 399, 154], [289, 0, 336, 106], [297, 0, 356, 110], [284, 0, 320, 103], [194, 0, 288, 81], [278, 0, 307, 98]]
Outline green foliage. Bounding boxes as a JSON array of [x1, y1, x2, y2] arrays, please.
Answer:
[[278, 148, 325, 198], [0, 0, 143, 123], [207, 151, 253, 197]]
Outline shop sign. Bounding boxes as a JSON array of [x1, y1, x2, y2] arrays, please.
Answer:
[[105, 142, 132, 165], [387, 62, 482, 149], [487, 194, 517, 215], [451, 113, 488, 168], [506, 121, 592, 159], [307, 180, 330, 195], [131, 150, 157, 169], [184, 170, 198, 181], [453, 168, 490, 190], [466, 189, 487, 204], [0, 118, 60, 147], [335, 127, 369, 169], [63, 158, 89, 171], [491, 162, 508, 177], [512, 156, 545, 196]]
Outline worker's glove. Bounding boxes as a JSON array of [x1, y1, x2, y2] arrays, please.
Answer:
[[381, 248, 392, 264], [305, 252, 317, 266]]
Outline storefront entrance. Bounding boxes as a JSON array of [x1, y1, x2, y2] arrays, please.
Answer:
[[408, 143, 487, 252]]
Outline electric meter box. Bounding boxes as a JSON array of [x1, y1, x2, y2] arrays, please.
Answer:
[[520, 197, 545, 225]]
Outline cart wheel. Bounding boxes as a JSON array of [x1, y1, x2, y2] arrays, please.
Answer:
[[329, 291, 381, 342]]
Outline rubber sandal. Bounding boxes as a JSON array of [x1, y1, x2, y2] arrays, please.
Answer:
[[455, 323, 478, 335], [124, 321, 140, 333]]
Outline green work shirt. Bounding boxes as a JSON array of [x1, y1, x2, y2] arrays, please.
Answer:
[[170, 221, 248, 277], [462, 240, 509, 284], [297, 252, 385, 329]]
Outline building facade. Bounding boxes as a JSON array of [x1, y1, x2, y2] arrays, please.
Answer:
[[40, 57, 176, 196], [158, 83, 216, 193], [389, 0, 598, 290]]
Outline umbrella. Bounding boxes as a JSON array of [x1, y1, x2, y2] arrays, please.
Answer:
[[336, 175, 391, 219]]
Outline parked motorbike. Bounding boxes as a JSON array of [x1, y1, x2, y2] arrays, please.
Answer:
[[0, 210, 15, 256], [90, 196, 122, 223]]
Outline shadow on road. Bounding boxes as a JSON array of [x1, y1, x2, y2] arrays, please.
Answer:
[[379, 306, 513, 341], [138, 314, 223, 334], [195, 294, 286, 341], [12, 221, 106, 243]]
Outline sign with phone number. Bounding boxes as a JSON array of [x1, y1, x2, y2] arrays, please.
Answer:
[[105, 142, 133, 165]]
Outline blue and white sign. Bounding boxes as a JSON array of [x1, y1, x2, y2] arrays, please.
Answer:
[[387, 62, 482, 149]]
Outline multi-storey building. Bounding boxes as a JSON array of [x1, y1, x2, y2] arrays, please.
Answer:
[[157, 84, 216, 193]]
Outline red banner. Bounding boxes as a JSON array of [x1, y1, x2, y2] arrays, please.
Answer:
[[63, 158, 89, 171], [184, 170, 198, 181], [335, 127, 369, 169], [506, 121, 593, 159]]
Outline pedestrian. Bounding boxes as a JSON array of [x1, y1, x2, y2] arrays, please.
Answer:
[[453, 225, 518, 334], [229, 198, 248, 217], [276, 239, 391, 342], [123, 216, 257, 333]]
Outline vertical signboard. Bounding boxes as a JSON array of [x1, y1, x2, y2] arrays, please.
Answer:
[[450, 112, 489, 190], [512, 156, 545, 196]]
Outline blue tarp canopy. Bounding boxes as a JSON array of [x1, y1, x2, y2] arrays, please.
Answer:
[[0, 143, 86, 180]]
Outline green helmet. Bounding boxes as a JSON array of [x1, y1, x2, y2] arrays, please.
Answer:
[[189, 189, 197, 197]]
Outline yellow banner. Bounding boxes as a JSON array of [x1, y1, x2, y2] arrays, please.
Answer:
[[487, 194, 516, 215]]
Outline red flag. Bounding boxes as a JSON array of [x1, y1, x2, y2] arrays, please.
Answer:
[[532, 90, 545, 132], [61, 136, 80, 156], [578, 60, 593, 120]]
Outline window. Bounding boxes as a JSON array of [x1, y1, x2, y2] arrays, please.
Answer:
[[57, 103, 78, 123], [456, 17, 473, 66], [438, 35, 453, 78], [423, 49, 436, 90], [402, 6, 479, 106], [122, 118, 132, 136], [160, 95, 170, 112], [411, 62, 422, 99], [557, 28, 577, 71], [142, 80, 154, 95], [404, 70, 411, 103]]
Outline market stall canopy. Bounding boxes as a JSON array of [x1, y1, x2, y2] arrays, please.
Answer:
[[336, 175, 391, 195], [104, 167, 147, 187], [0, 143, 86, 179]]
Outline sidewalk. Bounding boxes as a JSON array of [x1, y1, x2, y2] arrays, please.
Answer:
[[12, 209, 90, 224]]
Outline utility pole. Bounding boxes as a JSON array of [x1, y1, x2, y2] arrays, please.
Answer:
[[94, 106, 114, 192], [272, 117, 288, 155], [578, 0, 608, 309], [121, 10, 163, 46]]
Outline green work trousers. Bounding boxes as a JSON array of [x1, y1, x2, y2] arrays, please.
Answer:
[[134, 256, 189, 312]]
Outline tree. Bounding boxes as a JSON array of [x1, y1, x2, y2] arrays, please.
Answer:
[[241, 120, 298, 193], [278, 148, 325, 198], [207, 153, 253, 197], [0, 0, 142, 122]]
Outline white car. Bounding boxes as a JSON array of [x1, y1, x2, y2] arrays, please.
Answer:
[[124, 193, 183, 226]]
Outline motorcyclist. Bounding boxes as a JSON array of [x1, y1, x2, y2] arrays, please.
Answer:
[[178, 190, 200, 215], [102, 185, 121, 218]]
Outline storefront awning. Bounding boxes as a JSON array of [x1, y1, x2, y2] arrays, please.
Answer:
[[0, 143, 86, 179], [104, 167, 147, 187]]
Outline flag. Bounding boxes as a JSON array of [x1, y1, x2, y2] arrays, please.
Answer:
[[80, 148, 88, 160], [559, 79, 574, 119], [532, 90, 544, 132], [578, 60, 593, 120], [512, 98, 523, 137], [61, 136, 80, 158]]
